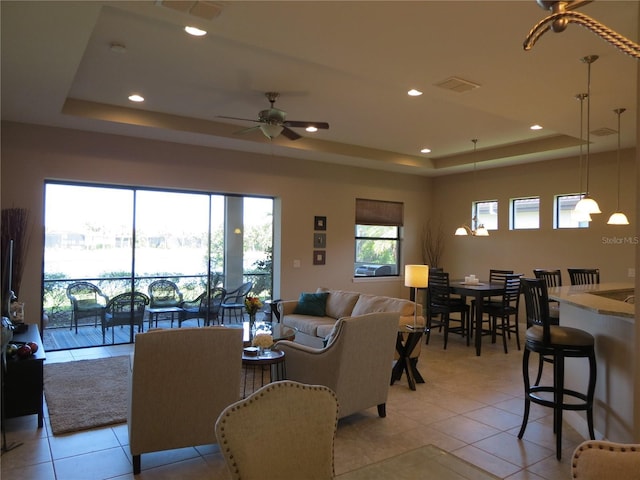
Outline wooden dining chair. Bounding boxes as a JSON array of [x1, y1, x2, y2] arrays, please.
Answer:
[[428, 271, 469, 349], [483, 273, 522, 353], [568, 268, 600, 285]]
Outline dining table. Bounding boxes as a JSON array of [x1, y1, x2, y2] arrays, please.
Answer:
[[449, 280, 505, 356]]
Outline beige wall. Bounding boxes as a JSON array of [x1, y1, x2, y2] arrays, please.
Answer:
[[0, 121, 432, 311], [433, 149, 637, 283]]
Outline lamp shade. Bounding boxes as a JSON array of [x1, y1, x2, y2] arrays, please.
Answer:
[[475, 225, 489, 236], [455, 226, 469, 236], [607, 212, 629, 225], [259, 124, 284, 139], [575, 195, 601, 214], [404, 264, 429, 288]]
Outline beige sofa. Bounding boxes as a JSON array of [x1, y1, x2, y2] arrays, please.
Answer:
[[279, 288, 425, 349]]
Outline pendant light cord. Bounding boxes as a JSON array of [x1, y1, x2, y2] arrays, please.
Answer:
[[614, 108, 626, 210]]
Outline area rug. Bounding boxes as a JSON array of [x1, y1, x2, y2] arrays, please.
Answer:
[[44, 356, 130, 435]]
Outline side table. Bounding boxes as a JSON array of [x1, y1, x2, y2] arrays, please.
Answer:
[[390, 327, 424, 391], [2, 324, 46, 427], [147, 306, 183, 329], [241, 349, 286, 398]]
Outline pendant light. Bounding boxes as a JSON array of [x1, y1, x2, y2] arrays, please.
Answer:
[[574, 55, 601, 215], [571, 92, 592, 223], [455, 139, 489, 236], [607, 108, 629, 225]]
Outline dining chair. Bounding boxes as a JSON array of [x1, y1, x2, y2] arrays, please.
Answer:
[[483, 273, 522, 353], [568, 268, 600, 285], [424, 267, 444, 344], [469, 269, 513, 340], [428, 271, 469, 349], [215, 381, 339, 480], [533, 268, 562, 320], [518, 277, 597, 460]]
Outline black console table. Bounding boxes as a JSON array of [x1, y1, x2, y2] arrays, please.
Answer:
[[2, 324, 46, 428]]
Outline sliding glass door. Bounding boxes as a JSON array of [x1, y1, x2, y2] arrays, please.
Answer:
[[42, 182, 273, 351]]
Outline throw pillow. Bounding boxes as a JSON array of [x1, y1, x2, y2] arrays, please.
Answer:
[[293, 292, 329, 316]]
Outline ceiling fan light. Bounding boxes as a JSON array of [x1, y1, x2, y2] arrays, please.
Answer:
[[607, 212, 629, 225], [575, 196, 601, 214], [455, 226, 469, 236], [260, 124, 283, 139]]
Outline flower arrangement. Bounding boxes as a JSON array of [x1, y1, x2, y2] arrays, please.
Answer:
[[252, 333, 273, 349], [245, 296, 263, 316]]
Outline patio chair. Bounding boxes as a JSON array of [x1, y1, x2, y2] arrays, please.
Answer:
[[179, 287, 226, 326], [147, 280, 183, 308], [66, 281, 109, 334], [102, 291, 149, 343], [221, 281, 253, 324]]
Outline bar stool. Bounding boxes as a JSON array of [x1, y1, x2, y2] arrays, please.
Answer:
[[567, 268, 600, 285], [518, 278, 597, 460]]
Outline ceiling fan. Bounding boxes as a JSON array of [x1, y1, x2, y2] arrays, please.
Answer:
[[219, 92, 329, 140]]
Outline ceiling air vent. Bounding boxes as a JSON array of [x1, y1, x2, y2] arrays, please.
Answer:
[[590, 127, 616, 137], [158, 1, 223, 21], [434, 76, 481, 93]]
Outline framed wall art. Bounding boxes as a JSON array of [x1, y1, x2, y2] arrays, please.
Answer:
[[313, 250, 326, 265], [313, 233, 326, 248], [314, 216, 327, 231]]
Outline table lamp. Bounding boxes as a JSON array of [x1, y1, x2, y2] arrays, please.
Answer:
[[404, 265, 429, 329]]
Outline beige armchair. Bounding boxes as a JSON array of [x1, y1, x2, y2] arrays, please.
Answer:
[[275, 312, 399, 419], [128, 326, 243, 474], [215, 381, 339, 480], [571, 440, 640, 479]]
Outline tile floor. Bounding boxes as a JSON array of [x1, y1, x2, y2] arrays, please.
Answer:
[[1, 327, 587, 480]]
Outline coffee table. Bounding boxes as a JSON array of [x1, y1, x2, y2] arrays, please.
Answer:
[[146, 306, 183, 329]]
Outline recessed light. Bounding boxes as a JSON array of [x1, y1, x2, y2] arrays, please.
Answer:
[[530, 124, 543, 130], [185, 26, 207, 37], [408, 89, 423, 96], [420, 147, 431, 154], [128, 94, 144, 103], [305, 126, 318, 133]]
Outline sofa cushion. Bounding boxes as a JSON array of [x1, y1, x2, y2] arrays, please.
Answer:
[[351, 294, 414, 317], [284, 314, 336, 337], [293, 292, 329, 316], [317, 288, 360, 319]]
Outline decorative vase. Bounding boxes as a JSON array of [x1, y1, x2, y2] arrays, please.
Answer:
[[249, 313, 257, 332]]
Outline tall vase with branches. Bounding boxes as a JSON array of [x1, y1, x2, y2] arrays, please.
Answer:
[[422, 217, 445, 269], [1, 208, 31, 316]]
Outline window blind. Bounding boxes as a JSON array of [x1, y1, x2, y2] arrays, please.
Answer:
[[355, 199, 404, 226]]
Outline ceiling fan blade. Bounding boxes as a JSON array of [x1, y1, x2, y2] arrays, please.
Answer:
[[218, 115, 260, 123], [234, 125, 261, 135], [281, 126, 302, 140], [284, 120, 329, 129]]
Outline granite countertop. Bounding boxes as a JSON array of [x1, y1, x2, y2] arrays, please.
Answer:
[[548, 282, 635, 319]]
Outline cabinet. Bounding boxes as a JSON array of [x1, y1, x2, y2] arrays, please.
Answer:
[[2, 324, 45, 427]]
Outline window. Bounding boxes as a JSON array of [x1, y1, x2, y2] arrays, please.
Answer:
[[555, 194, 589, 229], [511, 197, 540, 230], [354, 199, 402, 277], [473, 200, 498, 230]]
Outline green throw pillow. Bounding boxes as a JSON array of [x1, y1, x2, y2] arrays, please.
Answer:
[[293, 292, 329, 316]]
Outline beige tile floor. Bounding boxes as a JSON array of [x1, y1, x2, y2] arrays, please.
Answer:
[[1, 327, 587, 480]]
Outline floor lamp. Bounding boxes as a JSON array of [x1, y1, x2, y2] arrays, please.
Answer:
[[404, 265, 429, 329]]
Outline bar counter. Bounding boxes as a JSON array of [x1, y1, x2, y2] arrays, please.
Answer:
[[548, 282, 636, 443]]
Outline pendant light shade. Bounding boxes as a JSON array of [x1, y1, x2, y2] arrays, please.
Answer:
[[607, 108, 629, 225], [575, 195, 601, 215]]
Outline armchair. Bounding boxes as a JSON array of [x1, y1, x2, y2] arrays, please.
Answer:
[[147, 279, 183, 308], [221, 281, 253, 324], [275, 312, 399, 419], [128, 326, 243, 474], [572, 440, 640, 479], [66, 281, 109, 334]]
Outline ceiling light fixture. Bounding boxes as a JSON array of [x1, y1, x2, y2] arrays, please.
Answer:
[[455, 139, 489, 237], [420, 148, 431, 154], [574, 55, 601, 216], [259, 124, 284, 140], [524, 0, 640, 59], [128, 94, 144, 103], [530, 124, 543, 130], [305, 126, 318, 133], [607, 108, 629, 225], [184, 26, 207, 36], [407, 89, 423, 96]]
